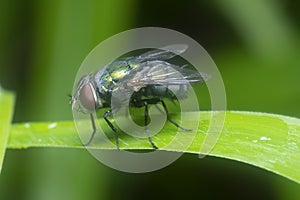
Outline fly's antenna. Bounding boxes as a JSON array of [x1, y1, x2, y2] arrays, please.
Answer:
[[68, 93, 78, 111], [67, 94, 73, 104]]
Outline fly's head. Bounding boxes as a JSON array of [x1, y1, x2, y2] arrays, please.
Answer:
[[71, 74, 103, 114]]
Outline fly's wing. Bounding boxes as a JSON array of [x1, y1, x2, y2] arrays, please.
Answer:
[[118, 60, 210, 92], [135, 44, 188, 62]]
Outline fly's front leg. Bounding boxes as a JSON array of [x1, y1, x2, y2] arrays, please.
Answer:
[[104, 109, 119, 150], [84, 113, 97, 146], [144, 101, 158, 149]]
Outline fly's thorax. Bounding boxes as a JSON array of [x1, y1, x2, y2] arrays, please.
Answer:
[[94, 59, 139, 95], [109, 61, 131, 79], [95, 67, 110, 93]]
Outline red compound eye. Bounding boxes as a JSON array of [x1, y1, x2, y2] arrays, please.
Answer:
[[79, 84, 96, 112]]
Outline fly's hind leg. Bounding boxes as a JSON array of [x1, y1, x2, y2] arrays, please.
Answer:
[[133, 97, 190, 149], [158, 99, 192, 131]]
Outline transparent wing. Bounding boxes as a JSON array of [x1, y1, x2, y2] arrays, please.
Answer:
[[118, 60, 210, 92], [135, 44, 188, 62]]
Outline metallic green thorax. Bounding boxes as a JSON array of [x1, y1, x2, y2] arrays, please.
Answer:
[[94, 59, 139, 104]]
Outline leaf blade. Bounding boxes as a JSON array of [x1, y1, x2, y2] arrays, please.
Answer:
[[7, 111, 300, 184], [0, 88, 15, 173]]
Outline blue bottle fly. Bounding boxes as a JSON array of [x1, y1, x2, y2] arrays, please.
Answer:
[[71, 44, 210, 149]]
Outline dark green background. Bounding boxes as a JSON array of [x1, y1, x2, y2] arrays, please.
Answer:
[[1, 0, 300, 199]]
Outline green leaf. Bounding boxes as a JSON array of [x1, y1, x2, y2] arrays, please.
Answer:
[[7, 111, 300, 184], [0, 88, 15, 173]]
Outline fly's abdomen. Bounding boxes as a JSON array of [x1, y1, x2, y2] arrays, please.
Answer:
[[143, 84, 189, 100]]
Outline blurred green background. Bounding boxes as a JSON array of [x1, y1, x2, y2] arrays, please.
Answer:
[[1, 0, 300, 199]]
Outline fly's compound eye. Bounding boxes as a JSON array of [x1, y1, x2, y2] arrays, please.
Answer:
[[78, 84, 97, 113]]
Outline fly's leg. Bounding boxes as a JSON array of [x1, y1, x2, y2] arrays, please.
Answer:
[[159, 99, 192, 131], [140, 98, 191, 131], [144, 101, 158, 149], [154, 104, 165, 115], [104, 110, 119, 150], [84, 113, 97, 146]]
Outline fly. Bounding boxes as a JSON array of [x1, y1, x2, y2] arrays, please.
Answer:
[[71, 44, 210, 149]]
